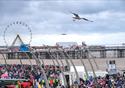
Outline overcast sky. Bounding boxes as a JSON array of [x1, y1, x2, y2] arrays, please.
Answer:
[[0, 0, 125, 46]]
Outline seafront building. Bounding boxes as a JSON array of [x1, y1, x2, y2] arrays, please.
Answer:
[[0, 42, 125, 72]]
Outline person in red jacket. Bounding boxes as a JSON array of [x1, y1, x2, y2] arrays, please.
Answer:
[[21, 80, 32, 88]]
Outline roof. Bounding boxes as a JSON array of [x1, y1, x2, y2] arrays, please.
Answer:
[[56, 42, 78, 48]]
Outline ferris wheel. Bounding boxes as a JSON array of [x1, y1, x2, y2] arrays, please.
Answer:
[[3, 21, 32, 47]]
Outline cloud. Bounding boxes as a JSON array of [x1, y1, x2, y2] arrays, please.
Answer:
[[0, 0, 28, 16], [30, 32, 125, 46], [0, 0, 125, 45]]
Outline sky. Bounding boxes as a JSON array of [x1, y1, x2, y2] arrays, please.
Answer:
[[0, 0, 125, 46]]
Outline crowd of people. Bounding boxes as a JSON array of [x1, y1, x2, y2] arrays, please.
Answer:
[[0, 64, 125, 88], [0, 64, 65, 88], [78, 73, 125, 88]]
